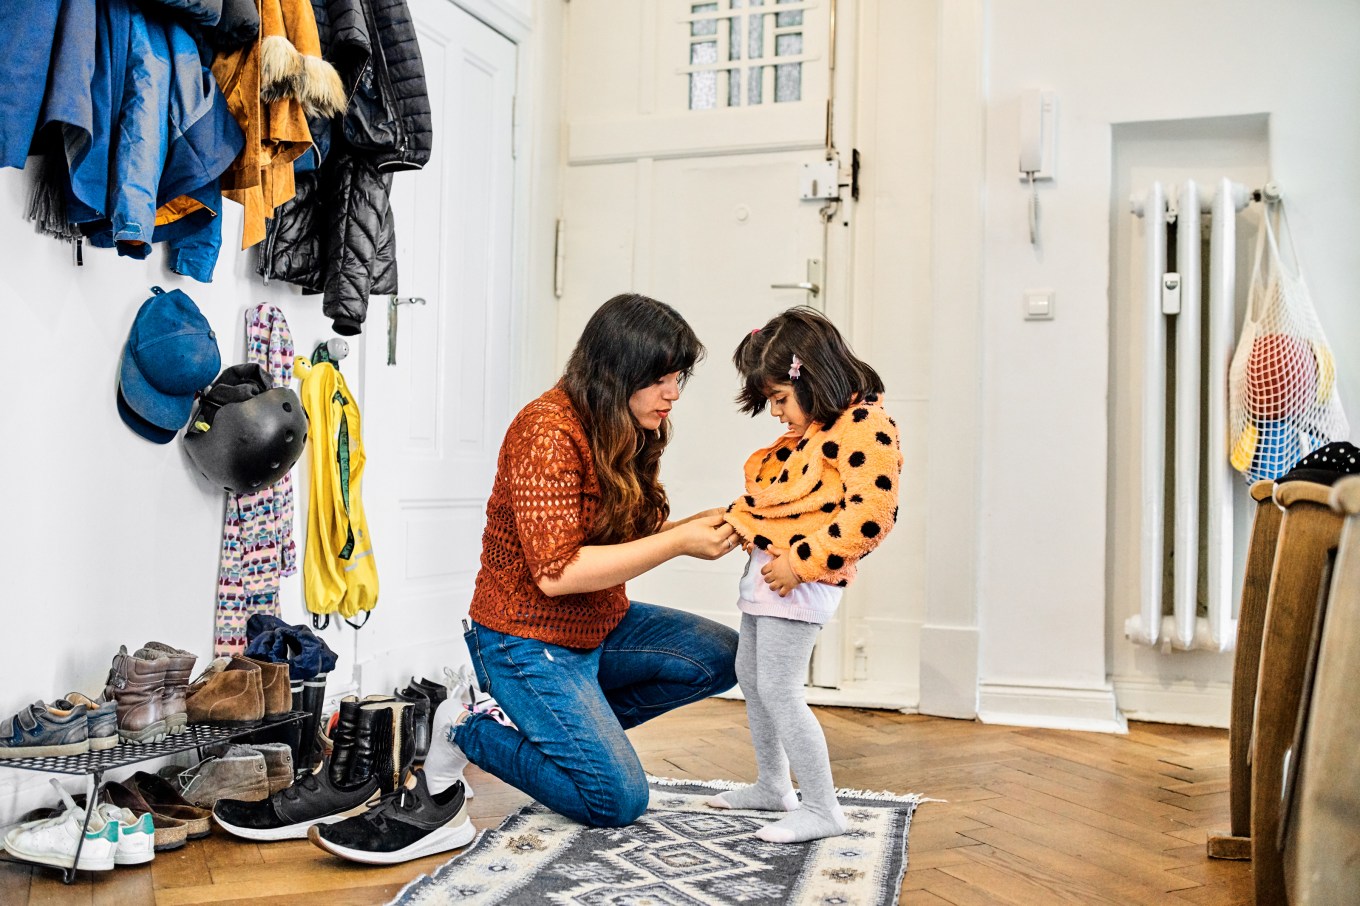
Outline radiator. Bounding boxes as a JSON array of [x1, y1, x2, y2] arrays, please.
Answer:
[[1126, 178, 1251, 652]]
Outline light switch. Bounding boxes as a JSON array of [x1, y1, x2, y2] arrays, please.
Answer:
[[1024, 289, 1054, 320]]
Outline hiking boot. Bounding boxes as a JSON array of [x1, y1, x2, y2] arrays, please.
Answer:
[[103, 780, 186, 852], [167, 745, 269, 808], [129, 772, 212, 839], [309, 771, 474, 865], [55, 693, 118, 751], [103, 645, 169, 743], [186, 656, 265, 725], [243, 658, 292, 718], [212, 700, 405, 842], [138, 642, 199, 734], [0, 702, 89, 758], [210, 742, 293, 794]]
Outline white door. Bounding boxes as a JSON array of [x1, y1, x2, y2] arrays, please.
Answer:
[[359, 0, 518, 695], [559, 0, 855, 690]]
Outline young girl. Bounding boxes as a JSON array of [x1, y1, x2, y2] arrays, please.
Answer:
[[710, 306, 903, 844]]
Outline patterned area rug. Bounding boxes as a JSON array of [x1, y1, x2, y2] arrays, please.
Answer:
[[390, 777, 921, 906]]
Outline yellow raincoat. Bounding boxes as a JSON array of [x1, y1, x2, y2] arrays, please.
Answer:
[[296, 355, 378, 625]]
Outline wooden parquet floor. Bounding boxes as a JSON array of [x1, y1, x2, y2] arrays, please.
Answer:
[[0, 697, 1251, 905]]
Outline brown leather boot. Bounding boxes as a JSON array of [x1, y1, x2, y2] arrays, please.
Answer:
[[137, 643, 198, 735], [186, 657, 265, 725], [243, 658, 292, 718], [103, 645, 169, 743]]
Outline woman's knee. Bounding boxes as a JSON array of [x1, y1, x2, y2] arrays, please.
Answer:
[[697, 621, 740, 694], [582, 770, 649, 827]]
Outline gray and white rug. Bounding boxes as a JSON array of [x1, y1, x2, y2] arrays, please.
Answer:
[[390, 777, 921, 906]]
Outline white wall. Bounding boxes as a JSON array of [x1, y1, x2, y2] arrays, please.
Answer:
[[0, 0, 564, 826], [970, 0, 1360, 729]]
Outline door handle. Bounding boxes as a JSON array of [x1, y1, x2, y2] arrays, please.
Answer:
[[770, 281, 820, 296], [387, 296, 427, 365]]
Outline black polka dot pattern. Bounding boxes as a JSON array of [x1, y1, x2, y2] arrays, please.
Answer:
[[822, 441, 839, 459], [744, 495, 755, 506], [875, 475, 893, 491], [861, 521, 880, 538], [779, 470, 789, 483], [789, 533, 806, 543], [852, 408, 869, 422], [848, 451, 865, 467], [827, 554, 844, 570], [876, 431, 892, 446], [754, 535, 772, 550], [850, 494, 863, 504], [821, 502, 837, 513], [828, 523, 841, 538], [776, 447, 792, 462], [797, 542, 812, 560]]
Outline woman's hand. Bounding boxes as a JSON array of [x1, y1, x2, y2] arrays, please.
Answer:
[[661, 507, 727, 532], [760, 552, 802, 597], [671, 512, 739, 560]]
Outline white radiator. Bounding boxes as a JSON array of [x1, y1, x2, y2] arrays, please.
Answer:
[[1126, 178, 1251, 652]]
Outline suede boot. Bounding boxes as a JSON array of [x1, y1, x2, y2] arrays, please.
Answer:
[[139, 642, 198, 735], [210, 742, 293, 794], [244, 658, 292, 718], [186, 657, 265, 725], [169, 745, 269, 807], [103, 645, 169, 744]]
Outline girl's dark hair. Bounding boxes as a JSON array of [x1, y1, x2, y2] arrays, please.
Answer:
[[562, 293, 705, 545], [733, 306, 884, 426]]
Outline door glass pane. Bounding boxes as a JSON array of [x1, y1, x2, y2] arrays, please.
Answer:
[[774, 32, 801, 102], [690, 40, 718, 109]]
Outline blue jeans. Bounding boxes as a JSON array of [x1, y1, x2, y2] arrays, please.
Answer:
[[454, 601, 738, 827]]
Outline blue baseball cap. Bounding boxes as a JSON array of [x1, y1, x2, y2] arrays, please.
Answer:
[[117, 286, 221, 444]]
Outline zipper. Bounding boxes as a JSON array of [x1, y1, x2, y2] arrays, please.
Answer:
[[360, 1, 407, 159]]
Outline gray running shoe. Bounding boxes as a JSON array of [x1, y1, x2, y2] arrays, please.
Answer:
[[0, 702, 89, 759]]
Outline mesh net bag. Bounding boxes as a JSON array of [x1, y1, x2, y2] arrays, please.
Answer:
[[1228, 204, 1348, 483]]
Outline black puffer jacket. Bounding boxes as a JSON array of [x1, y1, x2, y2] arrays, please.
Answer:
[[258, 0, 429, 335]]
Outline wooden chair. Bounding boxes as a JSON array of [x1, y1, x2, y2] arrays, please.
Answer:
[[1281, 475, 1360, 904], [1208, 479, 1282, 861], [1250, 480, 1346, 905]]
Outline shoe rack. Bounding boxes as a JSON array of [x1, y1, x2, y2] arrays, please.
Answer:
[[0, 712, 306, 884]]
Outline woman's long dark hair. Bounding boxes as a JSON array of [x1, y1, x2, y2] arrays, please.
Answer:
[[733, 306, 884, 426], [561, 294, 704, 545]]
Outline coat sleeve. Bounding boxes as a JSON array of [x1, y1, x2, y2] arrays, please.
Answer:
[[787, 407, 903, 584]]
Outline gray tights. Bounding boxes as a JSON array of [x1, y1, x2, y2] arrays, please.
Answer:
[[708, 613, 847, 843]]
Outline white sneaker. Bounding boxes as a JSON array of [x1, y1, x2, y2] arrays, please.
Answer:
[[442, 666, 478, 707], [99, 804, 154, 866], [3, 784, 118, 872]]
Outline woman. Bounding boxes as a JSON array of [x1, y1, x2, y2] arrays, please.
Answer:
[[424, 293, 740, 828]]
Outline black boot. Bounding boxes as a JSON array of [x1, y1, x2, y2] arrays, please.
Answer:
[[293, 673, 326, 775], [394, 686, 431, 762], [327, 696, 363, 786], [357, 701, 413, 794]]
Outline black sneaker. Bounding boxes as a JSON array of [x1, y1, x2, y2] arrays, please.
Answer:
[[212, 762, 379, 841], [308, 770, 474, 864]]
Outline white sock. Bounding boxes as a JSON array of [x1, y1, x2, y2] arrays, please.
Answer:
[[421, 699, 473, 798]]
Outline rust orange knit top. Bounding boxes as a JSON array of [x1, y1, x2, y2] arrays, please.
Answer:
[[469, 387, 630, 648]]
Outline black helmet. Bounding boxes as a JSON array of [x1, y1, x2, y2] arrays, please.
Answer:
[[183, 364, 308, 494]]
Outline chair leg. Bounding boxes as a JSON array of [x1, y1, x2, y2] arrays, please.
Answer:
[[1209, 482, 1280, 860], [1251, 487, 1344, 906]]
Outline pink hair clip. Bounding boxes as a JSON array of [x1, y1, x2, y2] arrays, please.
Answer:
[[750, 328, 761, 335], [788, 355, 802, 380]]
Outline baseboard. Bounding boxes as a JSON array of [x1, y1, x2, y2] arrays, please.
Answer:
[[716, 679, 919, 712], [977, 681, 1128, 734], [1111, 676, 1230, 728]]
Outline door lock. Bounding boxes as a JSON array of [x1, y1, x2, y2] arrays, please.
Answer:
[[387, 296, 427, 365]]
